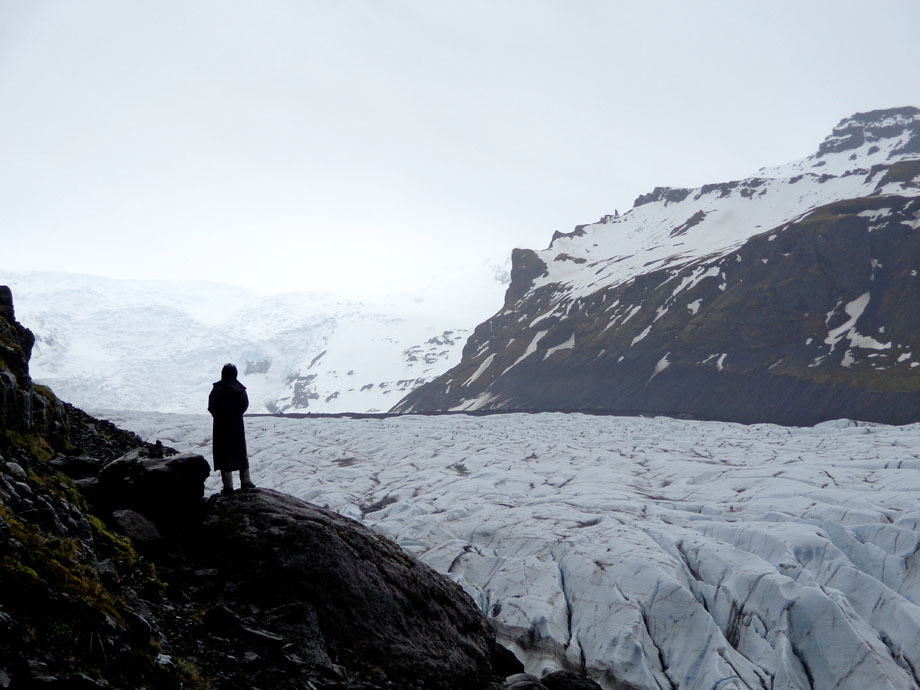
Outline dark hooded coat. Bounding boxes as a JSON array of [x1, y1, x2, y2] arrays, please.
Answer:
[[208, 378, 249, 472]]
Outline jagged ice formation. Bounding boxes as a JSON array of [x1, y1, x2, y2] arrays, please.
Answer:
[[113, 410, 920, 690]]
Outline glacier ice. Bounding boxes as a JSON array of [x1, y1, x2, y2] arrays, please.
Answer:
[[107, 411, 920, 690]]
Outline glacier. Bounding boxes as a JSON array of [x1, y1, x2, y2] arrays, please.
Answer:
[[1, 264, 508, 414], [106, 410, 920, 690]]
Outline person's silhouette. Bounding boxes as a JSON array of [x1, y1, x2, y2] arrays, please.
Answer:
[[208, 363, 255, 495]]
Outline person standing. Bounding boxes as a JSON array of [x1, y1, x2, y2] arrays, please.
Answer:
[[208, 363, 255, 495]]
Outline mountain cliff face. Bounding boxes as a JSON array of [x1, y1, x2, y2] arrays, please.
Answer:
[[0, 286, 70, 449], [393, 107, 920, 425]]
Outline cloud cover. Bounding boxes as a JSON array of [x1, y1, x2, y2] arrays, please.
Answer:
[[1, 1, 918, 295]]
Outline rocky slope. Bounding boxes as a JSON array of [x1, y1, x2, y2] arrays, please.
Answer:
[[1, 285, 552, 689], [2, 260, 508, 415], [393, 107, 920, 425]]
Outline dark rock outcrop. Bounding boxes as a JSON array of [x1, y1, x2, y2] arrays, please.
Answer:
[[56, 439, 503, 688], [97, 448, 210, 525], [0, 286, 202, 688], [817, 106, 920, 157], [0, 285, 68, 449], [186, 489, 496, 690], [63, 402, 153, 461], [633, 186, 693, 207], [111, 508, 166, 555], [503, 249, 549, 308]]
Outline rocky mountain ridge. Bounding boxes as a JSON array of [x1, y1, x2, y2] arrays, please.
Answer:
[[393, 107, 920, 424]]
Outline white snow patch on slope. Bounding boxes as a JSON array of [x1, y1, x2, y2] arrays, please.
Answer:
[[826, 292, 871, 350], [618, 304, 642, 325], [463, 354, 496, 387], [650, 353, 670, 380], [822, 292, 892, 359], [858, 208, 892, 223], [630, 325, 652, 346], [450, 392, 501, 412], [111, 411, 920, 690], [529, 311, 556, 328], [501, 330, 547, 376], [848, 332, 892, 351], [671, 264, 722, 297], [543, 335, 575, 360]]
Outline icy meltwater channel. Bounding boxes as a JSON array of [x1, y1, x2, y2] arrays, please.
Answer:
[[108, 411, 920, 690]]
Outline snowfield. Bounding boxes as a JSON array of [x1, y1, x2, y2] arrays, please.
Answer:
[[2, 266, 508, 415], [106, 411, 920, 690], [528, 111, 920, 304]]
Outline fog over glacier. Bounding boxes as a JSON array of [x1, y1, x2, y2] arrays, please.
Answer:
[[109, 410, 920, 690]]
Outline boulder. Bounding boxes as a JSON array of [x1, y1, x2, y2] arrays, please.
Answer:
[[491, 638, 526, 677], [97, 449, 210, 525], [194, 488, 495, 690], [49, 454, 106, 480], [541, 670, 604, 690], [111, 509, 165, 555]]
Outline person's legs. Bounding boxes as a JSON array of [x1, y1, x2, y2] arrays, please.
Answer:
[[221, 470, 235, 494], [239, 467, 255, 489]]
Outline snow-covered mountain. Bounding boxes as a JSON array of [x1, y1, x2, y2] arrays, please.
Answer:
[[110, 410, 920, 690], [394, 107, 920, 425], [1, 264, 508, 413]]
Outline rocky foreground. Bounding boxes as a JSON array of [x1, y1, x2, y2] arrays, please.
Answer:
[[0, 285, 600, 690]]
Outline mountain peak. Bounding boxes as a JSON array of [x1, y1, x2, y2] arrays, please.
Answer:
[[817, 105, 920, 158]]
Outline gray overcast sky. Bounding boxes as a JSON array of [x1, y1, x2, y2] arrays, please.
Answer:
[[1, 1, 918, 295]]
